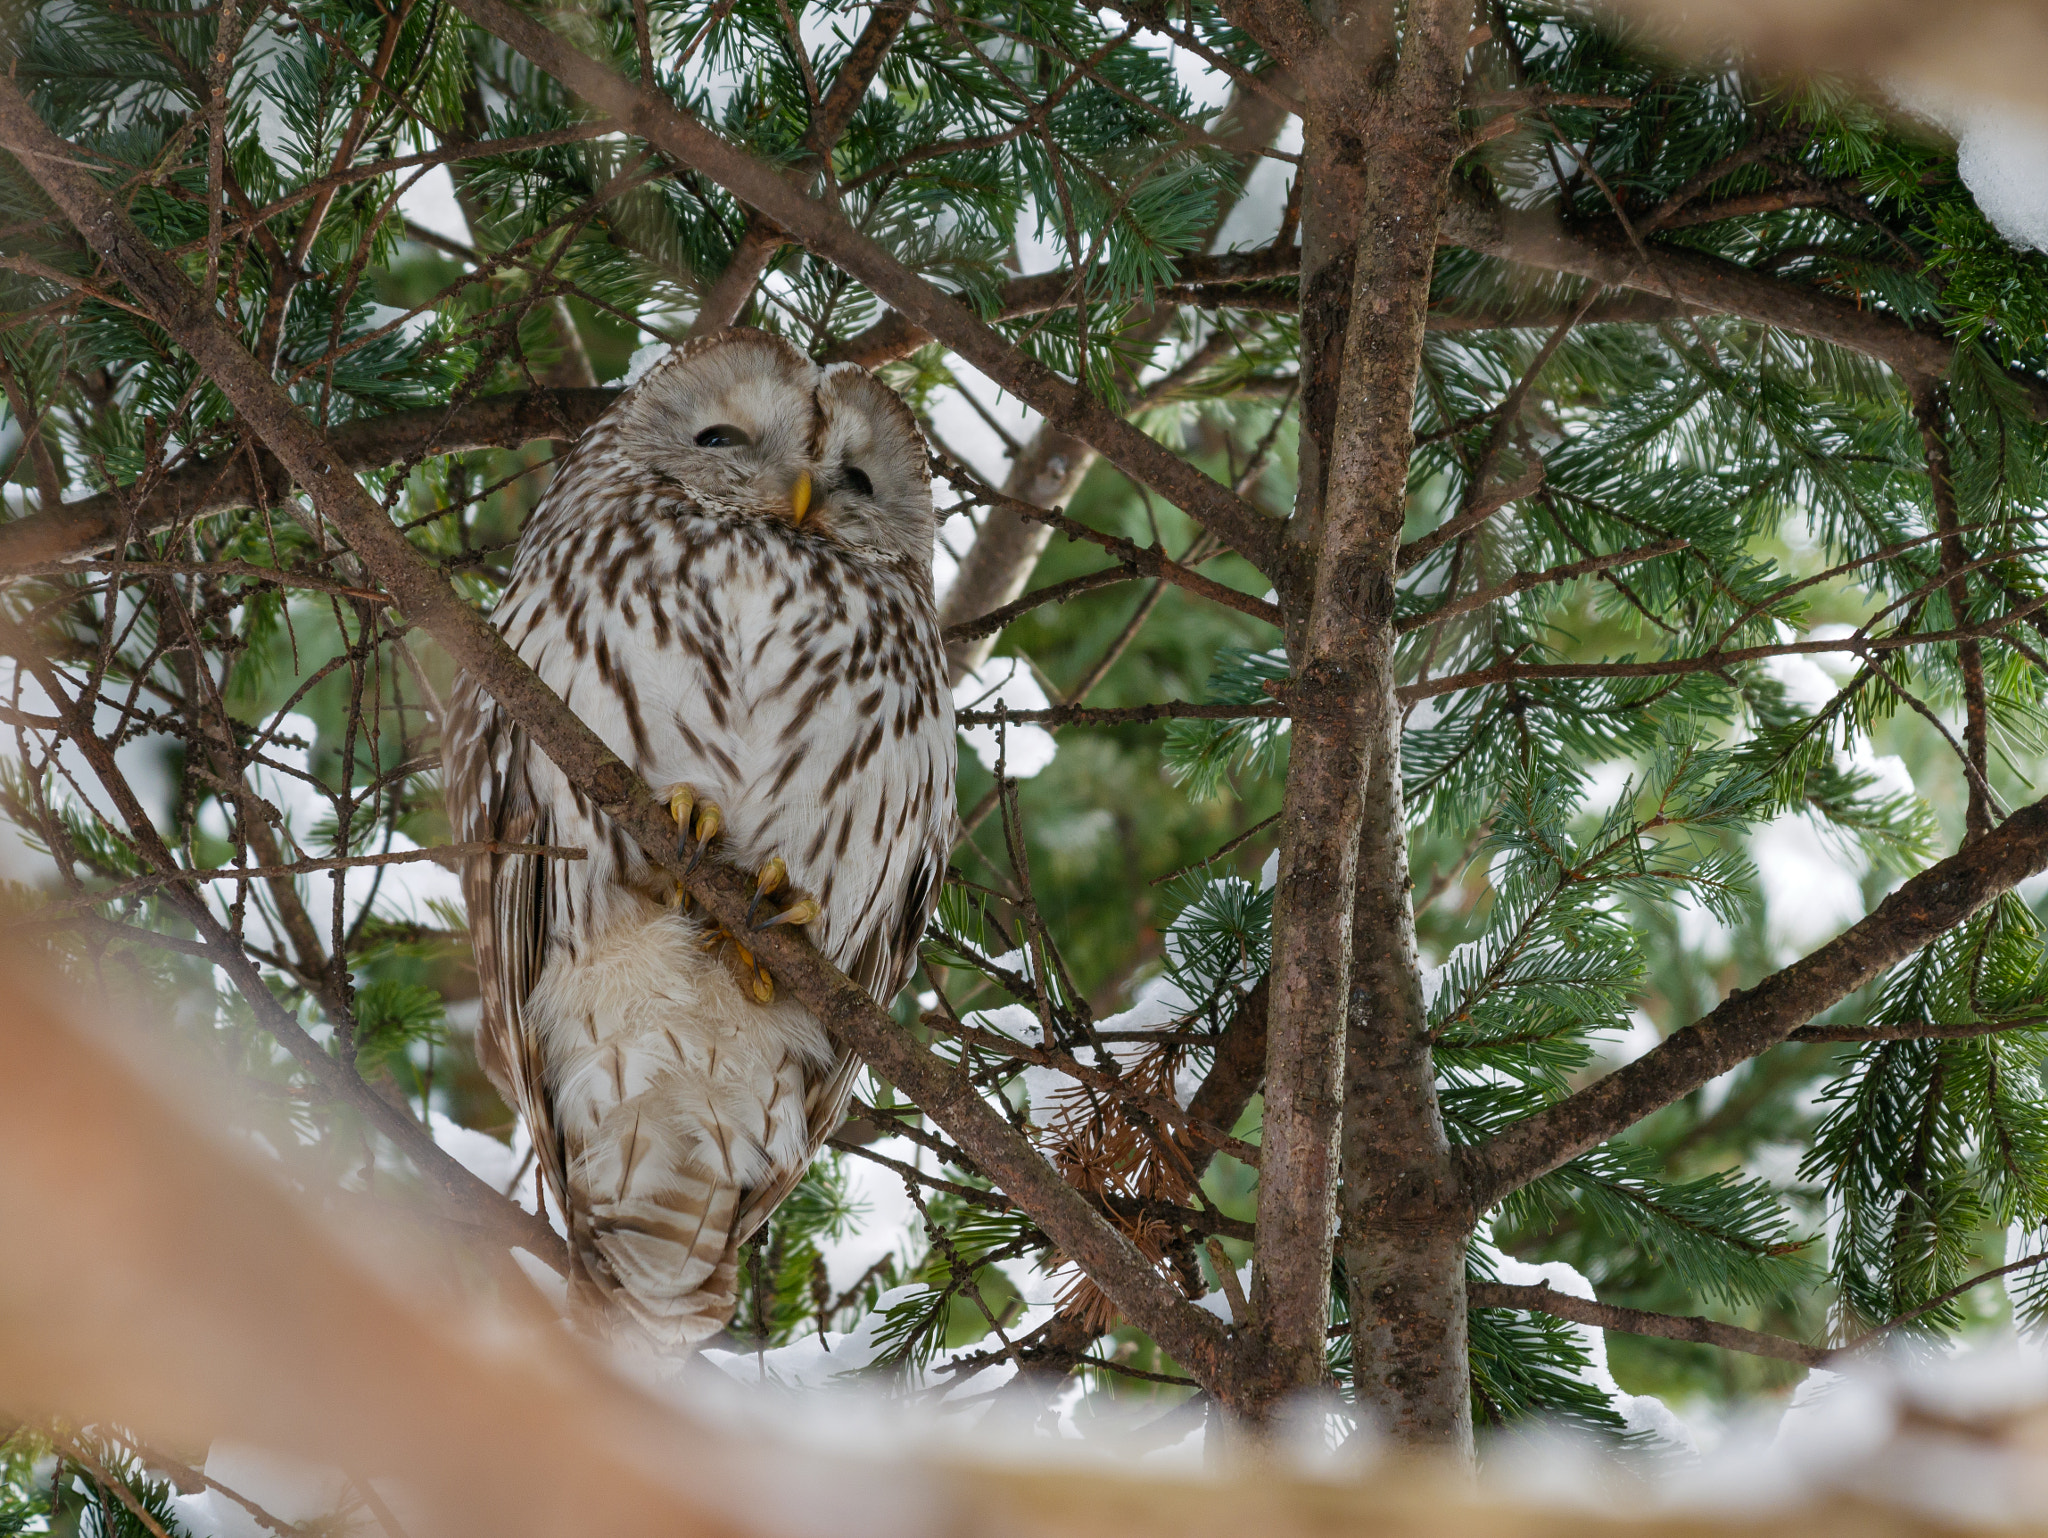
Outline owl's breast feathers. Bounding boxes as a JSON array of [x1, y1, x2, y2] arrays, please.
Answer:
[[489, 453, 954, 999]]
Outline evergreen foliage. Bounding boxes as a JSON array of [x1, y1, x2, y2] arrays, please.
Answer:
[[5, 0, 2048, 1478]]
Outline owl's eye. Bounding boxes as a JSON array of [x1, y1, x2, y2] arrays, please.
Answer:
[[842, 465, 874, 498], [694, 424, 751, 448]]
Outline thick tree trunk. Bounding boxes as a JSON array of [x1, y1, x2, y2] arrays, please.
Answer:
[[1342, 726, 1472, 1451], [1234, 0, 1470, 1429]]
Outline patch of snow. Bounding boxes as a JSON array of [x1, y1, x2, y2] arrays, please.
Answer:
[[181, 1444, 351, 1538], [1749, 814, 1866, 961], [1896, 84, 2048, 252], [396, 164, 472, 250], [618, 341, 671, 387], [430, 1111, 520, 1191], [816, 1136, 923, 1294], [1478, 1239, 1700, 1457], [1596, 1009, 1664, 1069]]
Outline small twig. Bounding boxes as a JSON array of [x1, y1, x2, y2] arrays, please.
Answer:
[[19, 841, 585, 914], [1791, 1017, 2048, 1043], [1149, 812, 1281, 887], [1839, 1251, 2048, 1351], [957, 701, 1288, 727]]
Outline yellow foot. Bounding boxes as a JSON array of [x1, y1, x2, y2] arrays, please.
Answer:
[[705, 931, 778, 1005], [659, 782, 724, 906], [658, 802, 813, 1005], [705, 857, 820, 1006], [746, 855, 821, 932]]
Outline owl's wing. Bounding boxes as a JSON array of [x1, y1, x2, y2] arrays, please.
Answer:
[[731, 842, 946, 1244], [444, 677, 568, 1221], [732, 1048, 859, 1246]]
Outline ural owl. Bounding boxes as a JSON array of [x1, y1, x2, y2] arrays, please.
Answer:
[[444, 329, 954, 1353]]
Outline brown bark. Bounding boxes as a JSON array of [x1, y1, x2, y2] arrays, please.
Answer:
[[0, 73, 1237, 1390], [1242, 0, 1470, 1428], [0, 609, 560, 1264], [1186, 975, 1270, 1182], [1436, 195, 2048, 418], [1343, 719, 1471, 1450]]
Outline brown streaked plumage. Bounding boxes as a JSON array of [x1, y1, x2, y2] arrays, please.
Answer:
[[444, 329, 954, 1353]]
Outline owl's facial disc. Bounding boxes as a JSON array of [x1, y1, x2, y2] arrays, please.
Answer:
[[809, 365, 937, 568], [613, 332, 820, 520]]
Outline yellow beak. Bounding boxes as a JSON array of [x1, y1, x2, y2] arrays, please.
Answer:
[[789, 470, 812, 524]]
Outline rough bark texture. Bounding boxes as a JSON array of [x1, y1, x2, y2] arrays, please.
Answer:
[[1342, 716, 1471, 1450], [1241, 0, 1470, 1427]]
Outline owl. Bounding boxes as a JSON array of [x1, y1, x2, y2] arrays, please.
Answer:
[[443, 329, 955, 1354]]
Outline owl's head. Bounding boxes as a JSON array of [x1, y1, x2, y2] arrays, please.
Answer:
[[610, 329, 936, 570]]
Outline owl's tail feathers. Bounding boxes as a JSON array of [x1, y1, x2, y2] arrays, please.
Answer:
[[563, 1109, 744, 1354]]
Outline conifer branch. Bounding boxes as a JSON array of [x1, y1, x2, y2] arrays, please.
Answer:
[[0, 389, 620, 573], [1396, 540, 1690, 631], [1466, 1282, 1832, 1367], [956, 701, 1288, 726], [1439, 194, 2048, 421], [438, 0, 1288, 580], [1461, 792, 2048, 1211]]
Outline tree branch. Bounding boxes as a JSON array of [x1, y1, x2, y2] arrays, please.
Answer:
[[1466, 1281, 1831, 1368], [1460, 792, 2048, 1212], [1396, 539, 1689, 632], [0, 389, 620, 574], [1438, 194, 2048, 420], [956, 700, 1287, 727]]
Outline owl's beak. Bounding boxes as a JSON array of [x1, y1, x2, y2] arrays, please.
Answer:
[[789, 471, 812, 524]]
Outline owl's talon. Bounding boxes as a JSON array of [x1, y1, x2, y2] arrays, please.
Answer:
[[716, 935, 776, 1003], [682, 799, 724, 874], [752, 895, 820, 932], [664, 783, 696, 831], [746, 855, 818, 931]]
